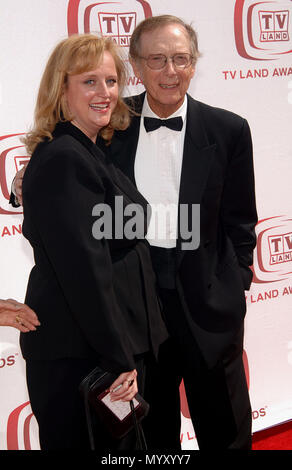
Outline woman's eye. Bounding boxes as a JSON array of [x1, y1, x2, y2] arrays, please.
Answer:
[[85, 79, 95, 85], [107, 78, 117, 86]]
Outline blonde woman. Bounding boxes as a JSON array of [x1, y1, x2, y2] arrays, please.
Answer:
[[20, 34, 167, 450]]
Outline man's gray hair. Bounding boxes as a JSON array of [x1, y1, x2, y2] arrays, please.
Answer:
[[129, 15, 200, 64]]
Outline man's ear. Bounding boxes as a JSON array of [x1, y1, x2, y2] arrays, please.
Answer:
[[191, 64, 196, 79], [187, 62, 196, 82], [129, 56, 143, 80]]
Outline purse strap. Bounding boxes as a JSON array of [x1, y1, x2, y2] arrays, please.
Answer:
[[130, 400, 148, 450], [82, 379, 96, 450]]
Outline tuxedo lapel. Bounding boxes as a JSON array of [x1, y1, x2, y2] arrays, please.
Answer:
[[176, 95, 217, 265], [108, 93, 145, 186], [179, 95, 217, 205]]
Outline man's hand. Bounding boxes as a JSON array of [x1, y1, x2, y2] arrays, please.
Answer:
[[0, 298, 40, 332], [12, 164, 28, 206]]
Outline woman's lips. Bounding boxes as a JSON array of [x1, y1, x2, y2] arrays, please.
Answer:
[[89, 102, 110, 112]]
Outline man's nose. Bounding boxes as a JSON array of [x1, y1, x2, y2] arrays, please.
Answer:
[[164, 58, 177, 75]]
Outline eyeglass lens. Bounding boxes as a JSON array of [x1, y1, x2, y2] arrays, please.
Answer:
[[146, 54, 192, 69]]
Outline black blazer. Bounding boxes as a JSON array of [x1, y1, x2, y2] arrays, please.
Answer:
[[21, 121, 168, 374], [98, 92, 258, 368]]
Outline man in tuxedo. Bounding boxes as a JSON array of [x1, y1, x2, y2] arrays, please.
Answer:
[[11, 15, 257, 450], [99, 15, 257, 450]]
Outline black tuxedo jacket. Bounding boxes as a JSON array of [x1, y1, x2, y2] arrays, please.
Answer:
[[21, 121, 168, 374], [98, 92, 258, 368]]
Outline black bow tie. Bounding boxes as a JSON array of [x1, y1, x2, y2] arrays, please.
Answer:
[[144, 116, 183, 132]]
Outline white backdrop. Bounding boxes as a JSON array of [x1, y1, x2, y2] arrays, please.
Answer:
[[1, 0, 292, 450]]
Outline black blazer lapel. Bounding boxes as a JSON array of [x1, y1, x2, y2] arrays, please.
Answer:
[[176, 96, 217, 265], [54, 121, 146, 208], [108, 93, 146, 186]]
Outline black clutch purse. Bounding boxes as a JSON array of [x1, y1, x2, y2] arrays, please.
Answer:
[[79, 366, 149, 450]]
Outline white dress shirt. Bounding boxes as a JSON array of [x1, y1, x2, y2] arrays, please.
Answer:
[[134, 95, 187, 248]]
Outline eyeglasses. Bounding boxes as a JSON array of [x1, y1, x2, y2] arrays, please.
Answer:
[[139, 53, 194, 70]]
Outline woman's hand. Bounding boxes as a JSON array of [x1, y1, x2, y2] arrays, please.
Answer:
[[12, 164, 28, 206], [109, 369, 138, 402], [0, 299, 40, 332]]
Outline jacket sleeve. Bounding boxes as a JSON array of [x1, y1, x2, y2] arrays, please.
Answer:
[[23, 144, 136, 374], [9, 181, 20, 207], [220, 119, 258, 290]]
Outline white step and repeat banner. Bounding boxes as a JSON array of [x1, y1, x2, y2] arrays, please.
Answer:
[[0, 0, 292, 450]]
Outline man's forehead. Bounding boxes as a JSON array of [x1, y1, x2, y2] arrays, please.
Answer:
[[139, 24, 191, 50]]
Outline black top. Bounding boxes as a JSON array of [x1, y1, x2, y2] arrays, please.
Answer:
[[21, 121, 168, 373]]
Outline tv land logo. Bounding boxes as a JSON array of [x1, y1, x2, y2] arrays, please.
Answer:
[[234, 0, 292, 60], [97, 12, 136, 46], [67, 0, 152, 46], [6, 402, 38, 450], [268, 231, 292, 265], [253, 216, 292, 283], [0, 133, 29, 215], [259, 9, 290, 42]]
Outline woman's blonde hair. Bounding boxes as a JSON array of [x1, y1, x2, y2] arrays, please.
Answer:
[[24, 34, 130, 154]]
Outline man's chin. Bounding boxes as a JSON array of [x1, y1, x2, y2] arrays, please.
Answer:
[[159, 97, 183, 110]]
